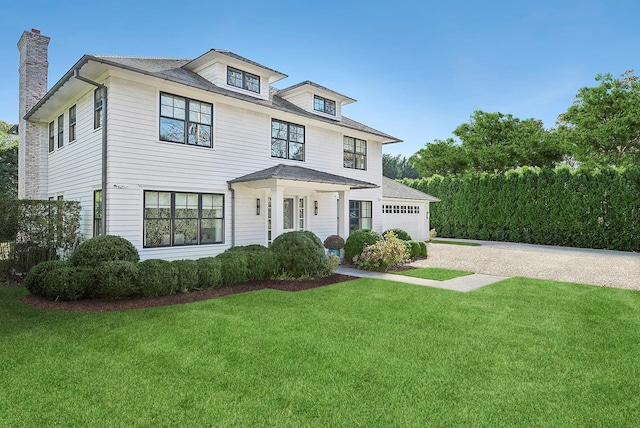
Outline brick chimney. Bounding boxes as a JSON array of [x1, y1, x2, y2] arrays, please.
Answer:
[[17, 29, 50, 199]]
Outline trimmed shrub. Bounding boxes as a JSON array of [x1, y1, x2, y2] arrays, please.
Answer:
[[344, 229, 383, 263], [383, 228, 412, 241], [271, 231, 326, 278], [70, 235, 139, 267], [172, 260, 200, 292], [24, 259, 68, 296], [407, 240, 422, 258], [246, 250, 278, 281], [215, 252, 249, 285], [92, 261, 139, 299], [353, 231, 409, 271], [41, 267, 94, 301], [323, 235, 345, 250], [138, 259, 178, 297], [418, 241, 428, 256], [225, 244, 269, 253], [198, 257, 223, 289]]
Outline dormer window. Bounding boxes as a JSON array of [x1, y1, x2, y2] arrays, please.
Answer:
[[227, 66, 260, 93], [313, 95, 336, 116]]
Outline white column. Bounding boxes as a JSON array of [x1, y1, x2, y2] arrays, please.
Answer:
[[337, 189, 350, 239], [271, 186, 284, 240]]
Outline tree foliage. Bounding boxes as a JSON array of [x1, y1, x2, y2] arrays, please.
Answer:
[[0, 120, 18, 200], [410, 138, 468, 177], [557, 70, 640, 168], [382, 154, 420, 179]]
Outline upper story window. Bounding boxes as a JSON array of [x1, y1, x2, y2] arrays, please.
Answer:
[[343, 136, 367, 170], [94, 88, 104, 129], [57, 114, 64, 148], [271, 119, 305, 161], [48, 121, 54, 152], [227, 66, 260, 93], [159, 92, 213, 148], [314, 95, 336, 115], [69, 105, 76, 142]]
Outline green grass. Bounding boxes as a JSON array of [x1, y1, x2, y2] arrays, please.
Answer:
[[2, 278, 640, 426], [391, 267, 474, 281], [432, 239, 481, 246]]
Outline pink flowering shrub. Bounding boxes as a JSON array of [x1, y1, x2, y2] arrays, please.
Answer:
[[352, 231, 409, 271]]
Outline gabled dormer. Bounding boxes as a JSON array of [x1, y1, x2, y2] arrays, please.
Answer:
[[276, 81, 356, 121], [182, 49, 287, 101]]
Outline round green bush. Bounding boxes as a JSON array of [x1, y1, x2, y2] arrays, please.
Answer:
[[245, 250, 278, 281], [41, 267, 94, 301], [344, 229, 383, 262], [92, 260, 139, 299], [383, 228, 412, 241], [418, 241, 428, 257], [215, 252, 249, 285], [138, 259, 178, 297], [197, 257, 223, 289], [407, 240, 422, 258], [271, 231, 326, 278], [172, 260, 200, 292], [70, 235, 139, 267], [24, 260, 68, 296]]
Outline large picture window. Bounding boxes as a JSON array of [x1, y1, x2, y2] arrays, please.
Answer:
[[349, 200, 372, 233], [144, 191, 224, 247], [227, 66, 260, 93], [159, 92, 213, 148], [343, 136, 367, 170], [271, 119, 305, 161]]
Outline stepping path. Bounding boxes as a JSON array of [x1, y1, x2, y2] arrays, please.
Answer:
[[335, 266, 507, 292]]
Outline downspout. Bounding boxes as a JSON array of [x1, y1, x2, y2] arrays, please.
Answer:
[[73, 70, 107, 235], [227, 182, 235, 247]]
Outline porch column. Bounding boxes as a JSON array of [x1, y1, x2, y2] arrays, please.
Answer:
[[337, 189, 350, 239], [271, 186, 284, 240]]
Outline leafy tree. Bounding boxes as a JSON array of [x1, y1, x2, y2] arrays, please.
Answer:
[[410, 138, 468, 176], [557, 70, 640, 168], [382, 153, 420, 179], [0, 121, 18, 200], [453, 111, 564, 173]]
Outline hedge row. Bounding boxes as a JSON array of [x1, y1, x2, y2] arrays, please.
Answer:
[[404, 166, 640, 252], [25, 231, 336, 301]]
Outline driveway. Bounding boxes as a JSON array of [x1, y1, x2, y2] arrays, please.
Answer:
[[412, 239, 640, 290]]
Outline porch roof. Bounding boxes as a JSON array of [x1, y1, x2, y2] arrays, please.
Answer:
[[228, 164, 378, 189]]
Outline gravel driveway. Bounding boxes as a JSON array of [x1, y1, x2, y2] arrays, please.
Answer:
[[412, 239, 640, 290]]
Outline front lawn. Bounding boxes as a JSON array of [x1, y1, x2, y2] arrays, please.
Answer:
[[2, 277, 640, 426], [391, 267, 473, 281]]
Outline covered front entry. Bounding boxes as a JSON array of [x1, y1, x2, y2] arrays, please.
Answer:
[[228, 164, 378, 246]]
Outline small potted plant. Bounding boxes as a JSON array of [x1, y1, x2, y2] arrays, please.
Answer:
[[323, 234, 345, 257]]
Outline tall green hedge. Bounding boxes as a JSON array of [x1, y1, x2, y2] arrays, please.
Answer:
[[404, 166, 640, 252]]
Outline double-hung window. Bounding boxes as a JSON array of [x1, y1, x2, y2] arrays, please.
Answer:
[[94, 88, 104, 129], [69, 105, 76, 142], [227, 66, 260, 93], [160, 92, 213, 147], [314, 95, 336, 115], [343, 136, 367, 170], [57, 114, 64, 148], [143, 191, 224, 247], [93, 190, 102, 236], [349, 200, 372, 233], [271, 119, 304, 161], [48, 122, 54, 152]]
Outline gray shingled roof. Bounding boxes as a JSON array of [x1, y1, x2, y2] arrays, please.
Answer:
[[229, 164, 378, 189], [277, 80, 356, 103], [382, 177, 440, 201], [25, 54, 401, 143]]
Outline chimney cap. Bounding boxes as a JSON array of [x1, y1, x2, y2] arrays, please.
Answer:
[[31, 28, 41, 34]]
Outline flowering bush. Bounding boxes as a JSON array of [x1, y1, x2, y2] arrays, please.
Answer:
[[353, 231, 409, 271], [323, 234, 345, 250]]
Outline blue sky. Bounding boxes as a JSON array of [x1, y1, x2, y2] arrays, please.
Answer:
[[1, 0, 638, 157]]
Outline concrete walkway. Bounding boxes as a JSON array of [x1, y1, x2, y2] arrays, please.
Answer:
[[335, 266, 507, 292]]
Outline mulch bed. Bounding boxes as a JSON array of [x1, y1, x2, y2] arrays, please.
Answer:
[[17, 273, 357, 313]]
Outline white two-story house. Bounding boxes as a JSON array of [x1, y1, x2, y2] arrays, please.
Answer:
[[17, 29, 435, 260]]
